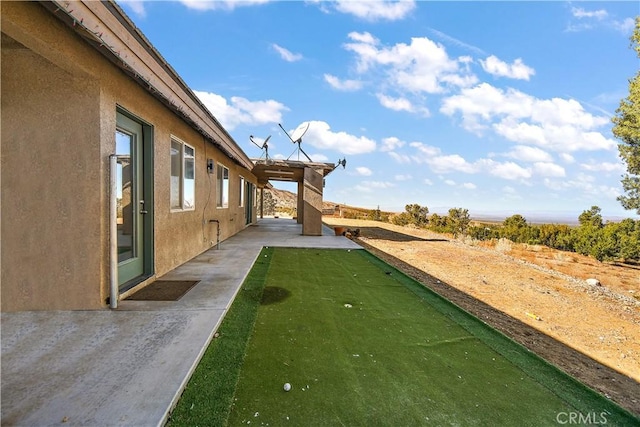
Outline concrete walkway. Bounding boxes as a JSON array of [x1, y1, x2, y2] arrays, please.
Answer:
[[1, 218, 360, 427]]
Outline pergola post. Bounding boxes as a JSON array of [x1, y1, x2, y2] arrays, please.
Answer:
[[296, 180, 304, 224], [260, 187, 264, 219], [302, 167, 324, 236]]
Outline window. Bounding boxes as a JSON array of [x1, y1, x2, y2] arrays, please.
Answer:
[[216, 163, 229, 208], [171, 138, 195, 210], [239, 176, 245, 207]]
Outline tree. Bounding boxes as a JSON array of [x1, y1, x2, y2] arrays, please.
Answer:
[[368, 206, 382, 221], [427, 213, 450, 233], [447, 208, 470, 237], [578, 206, 603, 228], [502, 214, 528, 241], [405, 204, 429, 227], [575, 206, 609, 261], [612, 16, 640, 214], [391, 204, 429, 227], [617, 219, 640, 261], [538, 223, 573, 251]]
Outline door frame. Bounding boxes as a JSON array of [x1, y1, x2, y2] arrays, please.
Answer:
[[245, 181, 254, 225], [115, 107, 154, 293]]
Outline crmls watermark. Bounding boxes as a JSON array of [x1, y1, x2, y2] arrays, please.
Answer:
[[556, 411, 609, 425]]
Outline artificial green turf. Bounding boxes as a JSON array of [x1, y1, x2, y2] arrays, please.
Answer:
[[169, 247, 639, 426]]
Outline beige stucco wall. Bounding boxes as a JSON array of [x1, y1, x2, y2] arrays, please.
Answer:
[[1, 33, 103, 311], [1, 2, 257, 311]]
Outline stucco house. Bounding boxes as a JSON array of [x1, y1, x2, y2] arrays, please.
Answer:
[[1, 0, 336, 312]]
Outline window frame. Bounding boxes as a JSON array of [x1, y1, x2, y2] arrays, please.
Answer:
[[216, 163, 229, 208], [239, 176, 245, 208], [170, 136, 196, 212]]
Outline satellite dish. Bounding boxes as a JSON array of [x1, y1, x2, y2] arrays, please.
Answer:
[[333, 158, 346, 171], [279, 122, 312, 162], [289, 122, 310, 144], [249, 134, 271, 160]]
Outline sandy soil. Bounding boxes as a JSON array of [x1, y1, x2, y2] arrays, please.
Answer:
[[322, 217, 640, 416]]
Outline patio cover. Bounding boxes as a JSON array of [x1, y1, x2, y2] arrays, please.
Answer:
[[252, 159, 339, 236]]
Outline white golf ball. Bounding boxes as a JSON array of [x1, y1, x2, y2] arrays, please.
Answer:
[[283, 383, 291, 392]]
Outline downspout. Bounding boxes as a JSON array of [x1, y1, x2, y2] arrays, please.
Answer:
[[109, 155, 119, 309]]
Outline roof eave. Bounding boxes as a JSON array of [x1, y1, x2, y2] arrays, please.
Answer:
[[40, 0, 254, 170]]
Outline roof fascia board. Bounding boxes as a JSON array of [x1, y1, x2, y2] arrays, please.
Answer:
[[44, 0, 254, 170]]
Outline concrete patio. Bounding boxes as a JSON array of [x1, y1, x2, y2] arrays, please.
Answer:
[[1, 218, 360, 427]]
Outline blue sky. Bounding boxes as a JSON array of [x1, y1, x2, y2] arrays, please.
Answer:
[[118, 0, 639, 220]]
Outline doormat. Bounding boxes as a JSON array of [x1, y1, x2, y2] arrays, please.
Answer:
[[126, 280, 200, 301]]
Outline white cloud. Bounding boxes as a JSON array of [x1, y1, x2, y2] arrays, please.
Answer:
[[388, 151, 412, 163], [368, 181, 395, 188], [444, 179, 456, 186], [118, 0, 146, 16], [347, 31, 378, 45], [533, 162, 566, 177], [566, 6, 634, 34], [272, 44, 303, 62], [324, 74, 363, 91], [428, 28, 487, 56], [580, 161, 625, 173], [560, 153, 575, 163], [571, 7, 608, 20], [544, 175, 621, 200], [424, 178, 434, 185], [355, 166, 373, 176], [376, 94, 430, 116], [376, 94, 415, 113], [194, 90, 288, 130], [480, 55, 535, 80], [409, 142, 440, 157], [428, 154, 476, 174], [390, 141, 570, 184], [302, 120, 376, 155], [462, 182, 477, 190], [343, 32, 477, 94], [380, 137, 405, 152], [483, 160, 532, 180], [311, 153, 329, 162], [332, 0, 416, 22], [440, 83, 615, 152], [180, 0, 270, 10], [504, 145, 553, 162], [395, 174, 412, 181], [612, 18, 635, 34], [355, 180, 396, 192], [502, 186, 523, 200]]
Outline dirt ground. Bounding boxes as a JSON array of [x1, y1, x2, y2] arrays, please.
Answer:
[[322, 217, 640, 416]]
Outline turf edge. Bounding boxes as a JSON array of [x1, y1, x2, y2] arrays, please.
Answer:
[[166, 247, 273, 427]]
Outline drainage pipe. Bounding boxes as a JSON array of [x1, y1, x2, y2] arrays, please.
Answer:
[[109, 155, 119, 309], [209, 219, 220, 249]]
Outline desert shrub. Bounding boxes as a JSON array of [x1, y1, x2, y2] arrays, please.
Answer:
[[427, 213, 450, 233], [447, 208, 471, 237], [500, 214, 540, 243], [366, 207, 389, 222], [392, 204, 429, 228]]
